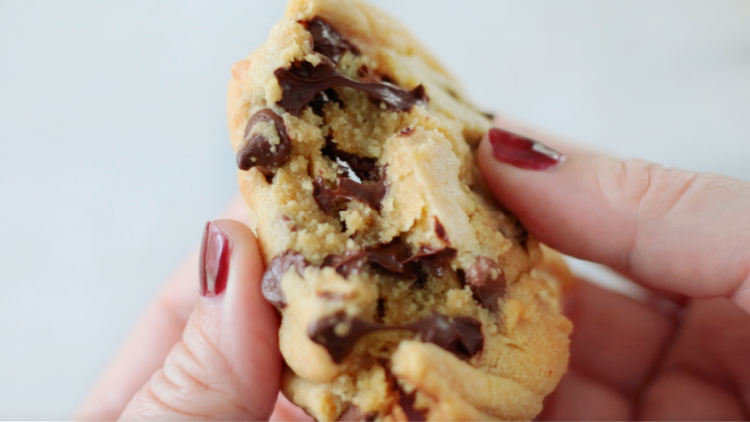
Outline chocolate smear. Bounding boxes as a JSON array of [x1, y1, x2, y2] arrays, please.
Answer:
[[305, 17, 359, 63], [261, 251, 307, 309], [313, 173, 388, 213], [464, 256, 506, 313], [407, 247, 457, 278], [322, 139, 380, 182], [275, 59, 427, 116], [337, 405, 376, 422], [308, 311, 483, 363], [322, 250, 368, 277], [399, 127, 414, 136], [236, 109, 292, 178]]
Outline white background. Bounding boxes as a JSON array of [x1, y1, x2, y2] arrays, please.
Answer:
[[1, 0, 749, 418]]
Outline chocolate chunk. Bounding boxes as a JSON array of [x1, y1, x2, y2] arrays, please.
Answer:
[[398, 392, 426, 422], [407, 247, 457, 277], [308, 313, 383, 364], [322, 250, 368, 277], [313, 173, 388, 213], [305, 17, 359, 63], [309, 88, 343, 116], [261, 251, 307, 309], [365, 237, 420, 277], [464, 256, 506, 313], [322, 139, 380, 182], [403, 312, 484, 360], [337, 405, 375, 422], [275, 59, 427, 116], [308, 312, 483, 363], [236, 109, 293, 177], [434, 217, 449, 243]]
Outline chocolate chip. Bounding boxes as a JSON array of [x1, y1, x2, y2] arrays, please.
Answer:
[[261, 251, 307, 309], [275, 59, 427, 116], [398, 392, 426, 422], [308, 312, 483, 363], [322, 250, 368, 277], [434, 217, 449, 243], [236, 109, 293, 178], [337, 405, 375, 422], [365, 237, 420, 277], [313, 173, 388, 213], [322, 139, 380, 182], [407, 247, 457, 277], [309, 88, 343, 117], [464, 256, 506, 313], [305, 17, 359, 63]]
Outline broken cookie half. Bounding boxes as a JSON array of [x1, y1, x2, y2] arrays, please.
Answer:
[[227, 0, 572, 420]]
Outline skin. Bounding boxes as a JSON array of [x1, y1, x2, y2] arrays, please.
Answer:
[[75, 120, 750, 421]]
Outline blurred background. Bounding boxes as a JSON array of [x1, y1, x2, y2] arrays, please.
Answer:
[[1, 0, 749, 418]]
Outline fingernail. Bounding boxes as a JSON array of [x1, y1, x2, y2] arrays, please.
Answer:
[[199, 221, 233, 297], [488, 127, 565, 170]]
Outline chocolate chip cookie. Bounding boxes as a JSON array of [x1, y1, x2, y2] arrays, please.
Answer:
[[227, 0, 573, 420]]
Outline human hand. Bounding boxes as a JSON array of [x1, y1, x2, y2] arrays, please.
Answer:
[[478, 119, 750, 420], [74, 196, 309, 421]]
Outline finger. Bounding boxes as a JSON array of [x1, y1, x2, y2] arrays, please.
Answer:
[[537, 369, 632, 421], [477, 127, 750, 312], [119, 219, 281, 420], [75, 195, 251, 420], [564, 279, 676, 399]]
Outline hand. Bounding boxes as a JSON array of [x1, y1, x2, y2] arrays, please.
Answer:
[[479, 118, 750, 420], [74, 196, 309, 420]]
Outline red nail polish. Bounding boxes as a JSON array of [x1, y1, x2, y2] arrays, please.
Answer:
[[488, 127, 564, 170], [199, 221, 232, 297]]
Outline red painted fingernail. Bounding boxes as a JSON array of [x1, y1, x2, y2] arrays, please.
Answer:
[[199, 221, 233, 297], [488, 127, 565, 170]]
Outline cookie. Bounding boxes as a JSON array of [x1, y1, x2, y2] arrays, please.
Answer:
[[226, 0, 573, 420]]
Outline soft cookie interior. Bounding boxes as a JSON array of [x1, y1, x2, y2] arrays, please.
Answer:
[[227, 1, 572, 420]]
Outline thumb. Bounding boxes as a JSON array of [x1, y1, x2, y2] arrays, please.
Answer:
[[477, 126, 750, 313], [119, 220, 281, 420]]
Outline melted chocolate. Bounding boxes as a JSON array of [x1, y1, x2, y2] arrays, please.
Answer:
[[306, 17, 359, 63], [322, 139, 380, 182], [322, 250, 368, 277], [313, 173, 388, 213], [357, 64, 382, 83], [309, 88, 343, 116], [464, 256, 506, 313], [261, 251, 307, 309], [407, 247, 457, 277], [236, 109, 293, 177], [308, 312, 483, 363], [308, 313, 383, 363], [337, 405, 376, 422], [365, 238, 420, 277], [275, 59, 427, 116]]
